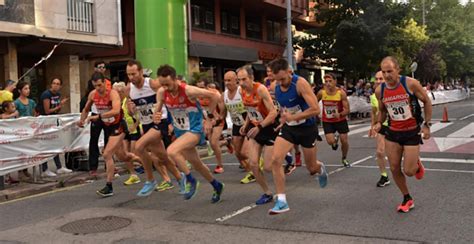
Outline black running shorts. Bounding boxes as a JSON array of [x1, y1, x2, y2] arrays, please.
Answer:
[[278, 124, 319, 148]]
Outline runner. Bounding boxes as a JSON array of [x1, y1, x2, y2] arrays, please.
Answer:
[[112, 82, 142, 185], [222, 71, 255, 184], [267, 59, 328, 214], [317, 73, 351, 167], [196, 78, 226, 174], [78, 72, 136, 197], [126, 60, 185, 196], [264, 66, 295, 174], [373, 56, 432, 213], [154, 64, 224, 203], [238, 65, 278, 205], [369, 71, 390, 187]]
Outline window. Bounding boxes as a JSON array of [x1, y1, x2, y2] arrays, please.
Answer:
[[266, 20, 281, 42], [221, 10, 240, 36], [246, 16, 262, 40], [67, 0, 94, 33], [191, 4, 215, 31]]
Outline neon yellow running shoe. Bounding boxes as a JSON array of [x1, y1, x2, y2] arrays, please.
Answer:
[[155, 181, 174, 191], [259, 157, 264, 171], [240, 172, 256, 184], [123, 175, 141, 186]]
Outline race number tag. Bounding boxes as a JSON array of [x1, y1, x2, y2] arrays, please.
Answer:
[[246, 106, 264, 122], [96, 109, 115, 123], [386, 101, 412, 121], [137, 104, 154, 124], [285, 105, 305, 126], [273, 100, 281, 112], [324, 105, 338, 119], [170, 109, 190, 130]]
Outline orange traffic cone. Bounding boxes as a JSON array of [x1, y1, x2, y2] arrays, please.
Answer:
[[441, 106, 450, 123]]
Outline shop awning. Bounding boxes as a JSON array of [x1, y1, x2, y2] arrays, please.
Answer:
[[189, 41, 258, 62]]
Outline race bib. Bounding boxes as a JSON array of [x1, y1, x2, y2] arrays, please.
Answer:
[[97, 109, 115, 123], [246, 106, 264, 122], [285, 105, 306, 126], [273, 100, 281, 112], [226, 102, 246, 126], [230, 113, 245, 126], [137, 104, 154, 125], [170, 109, 190, 130], [386, 101, 412, 121], [324, 105, 338, 119]]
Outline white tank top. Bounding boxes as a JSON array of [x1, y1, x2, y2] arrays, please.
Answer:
[[224, 86, 246, 126], [129, 78, 167, 125]]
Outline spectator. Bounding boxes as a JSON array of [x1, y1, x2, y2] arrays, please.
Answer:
[[0, 79, 16, 104], [345, 81, 355, 96], [0, 101, 19, 119], [37, 78, 72, 177], [94, 61, 112, 89]]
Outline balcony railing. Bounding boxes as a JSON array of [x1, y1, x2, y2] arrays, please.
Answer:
[[67, 0, 94, 33]]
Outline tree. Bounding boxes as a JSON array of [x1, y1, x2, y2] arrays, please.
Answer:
[[415, 42, 447, 84]]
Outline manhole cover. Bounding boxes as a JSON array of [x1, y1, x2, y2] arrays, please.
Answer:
[[59, 216, 132, 234]]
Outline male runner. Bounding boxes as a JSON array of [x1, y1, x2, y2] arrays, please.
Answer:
[[126, 60, 185, 196], [374, 56, 431, 213], [154, 64, 224, 203], [238, 65, 278, 205], [369, 71, 390, 187], [196, 79, 226, 174], [317, 73, 351, 167], [222, 71, 254, 184], [78, 72, 136, 197], [268, 59, 328, 214]]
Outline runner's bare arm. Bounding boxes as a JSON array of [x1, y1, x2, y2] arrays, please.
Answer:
[[257, 85, 277, 127], [153, 87, 165, 123], [125, 83, 136, 116], [340, 90, 351, 117], [79, 91, 95, 125], [374, 86, 386, 132], [409, 78, 432, 124], [149, 78, 162, 92], [292, 78, 320, 121], [316, 90, 323, 101], [186, 85, 220, 116], [100, 89, 121, 118]]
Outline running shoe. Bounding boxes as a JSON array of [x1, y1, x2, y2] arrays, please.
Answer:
[[256, 193, 273, 205], [135, 166, 145, 175], [415, 159, 425, 180], [207, 142, 214, 156], [156, 181, 174, 191], [137, 180, 157, 197], [89, 170, 98, 177], [240, 172, 256, 184], [184, 180, 200, 200], [96, 185, 113, 197], [123, 175, 141, 185], [342, 159, 351, 168], [178, 172, 186, 194], [214, 165, 224, 174], [269, 199, 290, 215], [315, 162, 328, 188], [284, 163, 296, 175], [259, 157, 264, 171], [186, 161, 193, 170], [295, 152, 302, 167], [211, 182, 225, 203], [56, 167, 72, 174], [397, 199, 415, 213], [376, 175, 390, 187]]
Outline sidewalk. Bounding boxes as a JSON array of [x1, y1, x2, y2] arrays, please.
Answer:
[[0, 118, 371, 203]]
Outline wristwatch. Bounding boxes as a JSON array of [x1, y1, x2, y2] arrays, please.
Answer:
[[423, 122, 432, 128]]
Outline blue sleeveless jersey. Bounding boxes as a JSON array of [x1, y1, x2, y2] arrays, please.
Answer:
[[275, 75, 315, 127]]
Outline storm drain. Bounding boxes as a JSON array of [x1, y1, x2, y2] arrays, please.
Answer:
[[59, 216, 132, 234]]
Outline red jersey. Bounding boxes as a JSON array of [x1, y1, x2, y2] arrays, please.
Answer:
[[164, 82, 204, 132], [381, 77, 419, 131], [93, 89, 122, 126]]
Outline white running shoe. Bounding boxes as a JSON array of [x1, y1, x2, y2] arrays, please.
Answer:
[[56, 167, 72, 174], [42, 170, 57, 177]]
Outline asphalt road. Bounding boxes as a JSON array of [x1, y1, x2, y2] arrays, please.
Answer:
[[1, 96, 473, 244]]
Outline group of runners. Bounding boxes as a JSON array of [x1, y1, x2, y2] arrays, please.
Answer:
[[78, 56, 432, 214]]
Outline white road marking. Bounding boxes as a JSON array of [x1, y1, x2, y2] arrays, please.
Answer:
[[327, 156, 373, 175], [421, 157, 474, 164], [348, 125, 372, 136], [429, 122, 453, 133], [459, 114, 474, 121], [333, 165, 474, 174], [447, 123, 474, 138]]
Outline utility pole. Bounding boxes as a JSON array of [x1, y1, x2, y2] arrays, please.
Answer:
[[286, 0, 293, 68], [422, 0, 426, 26]]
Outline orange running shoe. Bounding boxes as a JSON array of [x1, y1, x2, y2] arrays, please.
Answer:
[[214, 166, 224, 174], [397, 199, 415, 213], [415, 159, 425, 180]]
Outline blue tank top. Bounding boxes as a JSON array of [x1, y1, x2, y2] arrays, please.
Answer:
[[275, 75, 315, 127]]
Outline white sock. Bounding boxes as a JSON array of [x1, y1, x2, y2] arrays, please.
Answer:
[[277, 194, 287, 203]]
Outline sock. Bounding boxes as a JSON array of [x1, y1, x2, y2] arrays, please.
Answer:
[[186, 173, 196, 184], [106, 182, 113, 189], [381, 172, 388, 177], [210, 179, 221, 190], [277, 194, 287, 203], [403, 194, 412, 203]]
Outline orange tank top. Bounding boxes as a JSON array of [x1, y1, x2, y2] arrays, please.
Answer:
[[241, 83, 269, 125]]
